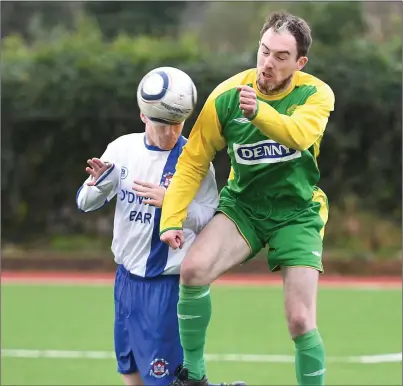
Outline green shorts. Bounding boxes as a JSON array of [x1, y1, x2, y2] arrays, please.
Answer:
[[216, 187, 329, 273]]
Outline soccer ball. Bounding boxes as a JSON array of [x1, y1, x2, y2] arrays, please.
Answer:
[[137, 67, 197, 125]]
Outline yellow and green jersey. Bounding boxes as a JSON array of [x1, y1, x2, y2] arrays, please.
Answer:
[[160, 68, 335, 233]]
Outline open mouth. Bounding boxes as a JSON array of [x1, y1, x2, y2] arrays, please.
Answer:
[[262, 72, 274, 80]]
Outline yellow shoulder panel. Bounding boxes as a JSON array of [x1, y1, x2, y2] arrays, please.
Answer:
[[209, 68, 256, 101], [297, 71, 334, 100]]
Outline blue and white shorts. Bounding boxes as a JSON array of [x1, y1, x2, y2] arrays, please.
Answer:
[[114, 264, 183, 385]]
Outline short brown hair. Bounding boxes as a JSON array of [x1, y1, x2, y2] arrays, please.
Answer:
[[260, 11, 312, 58]]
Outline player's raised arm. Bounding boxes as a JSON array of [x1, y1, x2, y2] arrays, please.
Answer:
[[239, 83, 335, 151], [76, 143, 121, 212], [160, 96, 226, 236]]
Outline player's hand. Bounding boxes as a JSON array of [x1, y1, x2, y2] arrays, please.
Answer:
[[86, 158, 112, 186], [237, 85, 258, 119], [160, 229, 185, 250], [132, 180, 166, 207]]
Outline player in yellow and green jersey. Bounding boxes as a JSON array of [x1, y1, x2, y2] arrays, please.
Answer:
[[160, 11, 335, 386]]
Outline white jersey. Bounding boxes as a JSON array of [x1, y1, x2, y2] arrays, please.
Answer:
[[76, 133, 219, 278]]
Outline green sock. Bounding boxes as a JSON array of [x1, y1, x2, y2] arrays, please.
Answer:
[[293, 329, 326, 386], [178, 284, 211, 380]]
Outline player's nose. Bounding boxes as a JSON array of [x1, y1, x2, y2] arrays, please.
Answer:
[[264, 55, 275, 69], [161, 126, 176, 142], [167, 125, 179, 137]]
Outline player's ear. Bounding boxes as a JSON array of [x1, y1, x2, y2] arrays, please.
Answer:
[[140, 112, 147, 124], [297, 56, 308, 70]]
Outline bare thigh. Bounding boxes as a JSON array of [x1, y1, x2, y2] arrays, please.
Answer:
[[282, 266, 319, 338], [180, 213, 251, 285], [122, 373, 143, 386]]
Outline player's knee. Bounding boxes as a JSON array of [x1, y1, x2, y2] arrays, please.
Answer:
[[287, 308, 314, 337], [180, 258, 211, 286]]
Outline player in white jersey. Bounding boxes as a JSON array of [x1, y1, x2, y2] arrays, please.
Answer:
[[76, 112, 219, 386]]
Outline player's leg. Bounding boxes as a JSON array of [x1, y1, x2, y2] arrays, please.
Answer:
[[126, 274, 183, 386], [123, 272, 240, 386], [180, 213, 254, 285], [114, 265, 140, 385], [268, 190, 328, 385], [122, 373, 143, 386], [177, 190, 262, 385], [282, 267, 324, 385]]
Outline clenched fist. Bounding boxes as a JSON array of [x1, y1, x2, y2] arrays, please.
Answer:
[[160, 229, 185, 250], [237, 85, 258, 119]]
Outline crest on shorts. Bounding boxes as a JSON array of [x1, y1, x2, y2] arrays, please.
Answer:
[[149, 358, 169, 378], [160, 172, 174, 189]]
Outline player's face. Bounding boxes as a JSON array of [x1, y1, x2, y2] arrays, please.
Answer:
[[141, 114, 183, 150], [256, 28, 308, 94]]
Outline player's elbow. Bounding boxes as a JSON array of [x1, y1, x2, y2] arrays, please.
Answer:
[[75, 186, 97, 213], [179, 149, 210, 179], [283, 120, 325, 151], [182, 161, 209, 180], [77, 200, 107, 213], [287, 132, 320, 152], [293, 141, 313, 152], [76, 198, 91, 213], [279, 138, 310, 152], [76, 186, 86, 212]]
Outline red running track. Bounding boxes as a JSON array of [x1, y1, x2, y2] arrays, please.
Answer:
[[1, 271, 401, 288]]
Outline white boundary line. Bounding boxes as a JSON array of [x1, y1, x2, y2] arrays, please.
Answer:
[[1, 349, 401, 364]]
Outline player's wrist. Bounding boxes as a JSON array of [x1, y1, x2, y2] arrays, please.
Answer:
[[159, 227, 183, 236], [248, 100, 260, 121], [94, 163, 116, 187]]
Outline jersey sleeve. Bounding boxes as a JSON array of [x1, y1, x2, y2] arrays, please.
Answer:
[[160, 95, 226, 234], [76, 142, 121, 212], [250, 84, 335, 151], [182, 162, 219, 234]]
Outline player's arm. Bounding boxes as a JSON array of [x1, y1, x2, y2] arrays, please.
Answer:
[[160, 96, 226, 235], [76, 143, 121, 212], [240, 85, 335, 151], [182, 162, 219, 234]]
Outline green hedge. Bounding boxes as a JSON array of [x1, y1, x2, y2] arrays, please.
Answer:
[[2, 19, 401, 243]]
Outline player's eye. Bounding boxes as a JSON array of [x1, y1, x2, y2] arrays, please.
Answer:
[[277, 56, 286, 61]]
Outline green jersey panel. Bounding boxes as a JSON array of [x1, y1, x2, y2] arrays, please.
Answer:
[[215, 84, 320, 210]]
